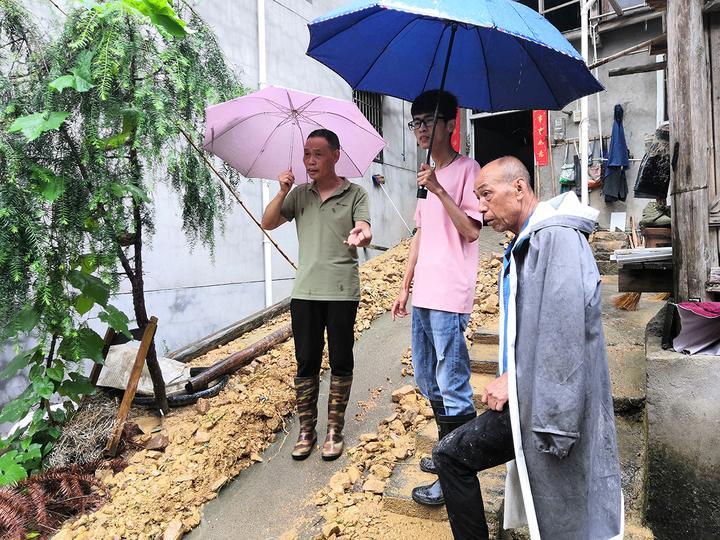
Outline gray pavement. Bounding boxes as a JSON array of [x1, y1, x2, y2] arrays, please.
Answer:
[[188, 311, 411, 540]]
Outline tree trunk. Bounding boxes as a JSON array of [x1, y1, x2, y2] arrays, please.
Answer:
[[126, 159, 169, 414]]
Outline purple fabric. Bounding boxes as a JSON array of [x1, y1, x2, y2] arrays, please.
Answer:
[[673, 303, 720, 355], [676, 302, 720, 319], [203, 86, 386, 182]]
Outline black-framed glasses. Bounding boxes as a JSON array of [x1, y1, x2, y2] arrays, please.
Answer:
[[407, 116, 446, 131]]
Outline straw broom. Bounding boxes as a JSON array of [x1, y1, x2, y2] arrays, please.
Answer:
[[612, 218, 642, 311]]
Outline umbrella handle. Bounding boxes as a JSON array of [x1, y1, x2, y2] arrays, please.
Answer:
[[417, 23, 458, 200]]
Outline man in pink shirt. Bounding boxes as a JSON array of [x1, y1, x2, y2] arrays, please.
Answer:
[[392, 90, 483, 507]]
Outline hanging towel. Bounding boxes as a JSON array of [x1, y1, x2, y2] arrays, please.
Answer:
[[603, 104, 629, 203]]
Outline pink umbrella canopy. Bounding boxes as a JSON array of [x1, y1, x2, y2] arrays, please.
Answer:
[[203, 86, 386, 182]]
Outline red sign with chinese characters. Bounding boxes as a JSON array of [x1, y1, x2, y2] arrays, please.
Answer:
[[532, 110, 549, 166], [451, 108, 461, 153]]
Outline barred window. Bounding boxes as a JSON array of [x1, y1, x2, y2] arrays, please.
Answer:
[[352, 90, 384, 163]]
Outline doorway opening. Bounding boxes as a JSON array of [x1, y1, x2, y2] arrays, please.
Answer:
[[472, 110, 535, 188]]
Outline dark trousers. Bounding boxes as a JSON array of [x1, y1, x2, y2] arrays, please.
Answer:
[[434, 408, 515, 540], [290, 299, 359, 378]]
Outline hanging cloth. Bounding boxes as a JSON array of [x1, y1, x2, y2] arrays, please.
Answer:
[[603, 104, 629, 203], [634, 123, 670, 199]]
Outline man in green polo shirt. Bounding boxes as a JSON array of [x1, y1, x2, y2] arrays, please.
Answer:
[[262, 129, 372, 461]]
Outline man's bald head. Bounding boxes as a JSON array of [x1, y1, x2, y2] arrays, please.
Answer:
[[474, 156, 538, 235], [482, 156, 532, 190]]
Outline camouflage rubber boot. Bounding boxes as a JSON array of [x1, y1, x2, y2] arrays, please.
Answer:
[[291, 376, 320, 460], [321, 374, 353, 461]]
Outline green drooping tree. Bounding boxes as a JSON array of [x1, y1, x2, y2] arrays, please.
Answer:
[[0, 0, 244, 483]]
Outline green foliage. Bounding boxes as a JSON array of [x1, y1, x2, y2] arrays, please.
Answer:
[[7, 112, 70, 141], [0, 0, 243, 482]]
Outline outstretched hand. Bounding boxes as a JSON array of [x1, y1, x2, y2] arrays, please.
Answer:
[[344, 226, 366, 247]]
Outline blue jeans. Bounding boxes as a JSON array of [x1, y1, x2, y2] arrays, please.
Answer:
[[412, 307, 475, 416]]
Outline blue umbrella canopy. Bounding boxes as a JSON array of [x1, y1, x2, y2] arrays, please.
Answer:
[[307, 0, 603, 112]]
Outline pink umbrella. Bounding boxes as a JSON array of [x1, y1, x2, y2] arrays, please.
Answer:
[[203, 86, 386, 182]]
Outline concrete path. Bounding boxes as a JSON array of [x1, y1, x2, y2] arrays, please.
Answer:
[[188, 311, 412, 540]]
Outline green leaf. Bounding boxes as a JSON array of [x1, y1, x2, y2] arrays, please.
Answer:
[[77, 328, 104, 362], [49, 75, 76, 92], [80, 254, 97, 275], [31, 166, 65, 202], [102, 131, 131, 150], [59, 373, 95, 402], [74, 294, 94, 315], [123, 0, 189, 37], [99, 305, 132, 338], [67, 270, 110, 307], [17, 442, 42, 465], [0, 347, 36, 380], [109, 182, 150, 202], [75, 50, 94, 81], [46, 363, 65, 382], [49, 51, 94, 94], [10, 306, 39, 334], [0, 451, 28, 486], [8, 111, 70, 142], [32, 377, 55, 399], [0, 389, 35, 424]]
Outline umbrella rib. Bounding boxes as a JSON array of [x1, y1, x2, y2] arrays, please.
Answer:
[[512, 36, 562, 110], [421, 22, 449, 93], [355, 16, 422, 89], [294, 118, 311, 184], [307, 8, 379, 53], [207, 110, 289, 145], [476, 27, 494, 112], [298, 110, 386, 143], [245, 117, 295, 178]]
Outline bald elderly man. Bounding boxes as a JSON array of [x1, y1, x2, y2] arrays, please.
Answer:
[[433, 157, 623, 540]]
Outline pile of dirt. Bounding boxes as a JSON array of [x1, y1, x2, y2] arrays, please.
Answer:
[[280, 386, 434, 540], [54, 242, 411, 540]]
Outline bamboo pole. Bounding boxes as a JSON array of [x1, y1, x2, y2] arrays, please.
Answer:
[[178, 127, 297, 270]]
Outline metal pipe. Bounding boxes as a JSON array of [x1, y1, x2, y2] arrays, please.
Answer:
[[580, 0, 597, 205], [258, 0, 273, 307], [592, 24, 603, 160], [656, 54, 665, 125], [541, 0, 580, 15]]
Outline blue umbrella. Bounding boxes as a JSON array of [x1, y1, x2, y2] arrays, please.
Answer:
[[307, 0, 603, 197]]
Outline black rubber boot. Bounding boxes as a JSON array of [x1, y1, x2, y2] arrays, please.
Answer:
[[419, 399, 446, 474], [412, 412, 476, 506]]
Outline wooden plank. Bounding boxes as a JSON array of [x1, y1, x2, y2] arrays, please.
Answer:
[[668, 0, 714, 301], [104, 316, 158, 457], [168, 297, 291, 363], [609, 61, 667, 77], [709, 14, 720, 268], [589, 34, 666, 70], [89, 327, 115, 385], [619, 267, 673, 293]]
